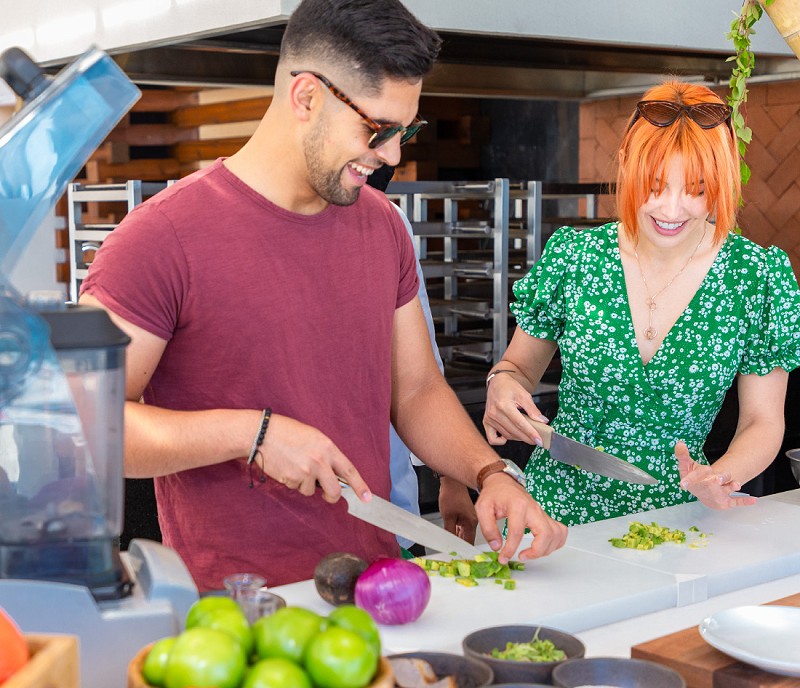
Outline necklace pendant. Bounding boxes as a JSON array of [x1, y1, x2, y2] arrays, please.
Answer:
[[644, 326, 658, 341], [647, 298, 657, 312]]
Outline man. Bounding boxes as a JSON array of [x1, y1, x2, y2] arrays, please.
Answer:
[[80, 0, 566, 591], [369, 165, 478, 549]]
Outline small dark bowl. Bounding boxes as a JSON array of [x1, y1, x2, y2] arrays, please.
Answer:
[[462, 625, 585, 685], [552, 657, 686, 688], [786, 449, 800, 485], [388, 651, 494, 688]]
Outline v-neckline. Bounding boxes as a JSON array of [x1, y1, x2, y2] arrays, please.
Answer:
[[613, 224, 729, 369]]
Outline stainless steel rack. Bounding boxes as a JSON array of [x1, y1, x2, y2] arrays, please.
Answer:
[[387, 180, 509, 374], [67, 181, 171, 302], [386, 179, 611, 403]]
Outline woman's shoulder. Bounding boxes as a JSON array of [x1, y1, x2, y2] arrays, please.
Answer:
[[724, 231, 793, 270], [546, 221, 618, 252]]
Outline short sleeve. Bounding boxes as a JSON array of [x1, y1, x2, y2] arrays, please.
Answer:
[[80, 203, 187, 341], [739, 246, 800, 375], [510, 225, 580, 341]]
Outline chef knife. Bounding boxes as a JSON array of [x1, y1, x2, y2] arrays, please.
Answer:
[[338, 482, 483, 559], [525, 418, 659, 485]]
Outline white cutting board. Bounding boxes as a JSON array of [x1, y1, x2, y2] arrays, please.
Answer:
[[274, 545, 678, 654], [566, 497, 800, 602]]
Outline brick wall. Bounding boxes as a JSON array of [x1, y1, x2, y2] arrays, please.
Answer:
[[579, 80, 800, 277]]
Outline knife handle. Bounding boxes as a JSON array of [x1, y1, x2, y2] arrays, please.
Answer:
[[525, 417, 554, 450]]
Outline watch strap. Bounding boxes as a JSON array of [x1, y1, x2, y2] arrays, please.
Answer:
[[476, 460, 507, 492]]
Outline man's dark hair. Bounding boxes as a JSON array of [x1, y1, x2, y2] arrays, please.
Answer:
[[281, 0, 441, 86]]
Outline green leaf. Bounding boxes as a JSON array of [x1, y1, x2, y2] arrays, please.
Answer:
[[741, 160, 752, 185], [740, 126, 753, 144], [738, 139, 747, 156]]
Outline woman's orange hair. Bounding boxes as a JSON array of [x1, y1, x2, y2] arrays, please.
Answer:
[[616, 81, 740, 245]]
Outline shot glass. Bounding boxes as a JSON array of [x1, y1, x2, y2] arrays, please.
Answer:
[[223, 572, 266, 602], [239, 586, 287, 624]]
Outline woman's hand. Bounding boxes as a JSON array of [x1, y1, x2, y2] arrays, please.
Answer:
[[483, 372, 549, 446], [675, 440, 758, 509]]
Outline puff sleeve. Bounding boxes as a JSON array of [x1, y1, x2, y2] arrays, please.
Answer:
[[739, 245, 800, 375], [510, 224, 580, 341]]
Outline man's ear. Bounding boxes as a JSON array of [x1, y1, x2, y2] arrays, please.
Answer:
[[288, 73, 318, 122]]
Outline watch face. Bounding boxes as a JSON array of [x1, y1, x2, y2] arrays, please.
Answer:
[[501, 459, 526, 486]]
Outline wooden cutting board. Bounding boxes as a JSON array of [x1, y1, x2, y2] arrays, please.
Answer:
[[631, 593, 800, 688]]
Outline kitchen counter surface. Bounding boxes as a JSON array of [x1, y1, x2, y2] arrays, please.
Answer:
[[576, 570, 800, 657], [277, 545, 680, 655], [577, 490, 800, 656], [273, 490, 800, 657]]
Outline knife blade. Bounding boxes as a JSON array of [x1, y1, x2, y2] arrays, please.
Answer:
[[526, 418, 658, 485], [338, 482, 483, 559]]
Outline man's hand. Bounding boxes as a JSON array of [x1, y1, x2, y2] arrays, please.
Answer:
[[474, 473, 567, 563], [257, 414, 371, 503], [676, 440, 757, 509], [439, 476, 478, 543]]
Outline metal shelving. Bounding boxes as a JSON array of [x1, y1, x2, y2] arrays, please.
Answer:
[[386, 179, 611, 403], [388, 180, 509, 373], [67, 181, 171, 302]]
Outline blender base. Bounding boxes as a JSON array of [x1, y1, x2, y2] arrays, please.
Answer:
[[0, 538, 198, 688]]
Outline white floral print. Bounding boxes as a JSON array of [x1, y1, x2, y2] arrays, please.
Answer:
[[511, 222, 800, 526]]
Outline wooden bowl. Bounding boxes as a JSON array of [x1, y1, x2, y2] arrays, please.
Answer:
[[128, 643, 393, 688]]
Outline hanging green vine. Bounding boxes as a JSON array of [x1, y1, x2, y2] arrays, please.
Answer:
[[726, 0, 775, 187]]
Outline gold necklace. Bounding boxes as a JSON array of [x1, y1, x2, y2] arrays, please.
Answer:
[[633, 227, 706, 341]]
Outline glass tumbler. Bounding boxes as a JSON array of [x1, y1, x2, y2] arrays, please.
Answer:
[[223, 572, 266, 602], [239, 587, 287, 624]]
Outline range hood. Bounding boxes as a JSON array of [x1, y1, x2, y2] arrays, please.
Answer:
[[110, 29, 800, 100], [7, 0, 800, 99]]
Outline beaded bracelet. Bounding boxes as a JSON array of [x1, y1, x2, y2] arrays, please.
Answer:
[[247, 408, 272, 488]]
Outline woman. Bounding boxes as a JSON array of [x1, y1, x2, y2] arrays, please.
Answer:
[[483, 81, 800, 526]]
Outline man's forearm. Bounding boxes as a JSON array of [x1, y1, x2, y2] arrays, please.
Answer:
[[124, 402, 261, 477], [392, 377, 499, 490]]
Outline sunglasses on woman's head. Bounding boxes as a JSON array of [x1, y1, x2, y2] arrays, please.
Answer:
[[290, 70, 426, 148], [630, 100, 732, 130]]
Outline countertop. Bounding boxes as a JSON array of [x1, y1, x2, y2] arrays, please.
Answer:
[[272, 490, 800, 658]]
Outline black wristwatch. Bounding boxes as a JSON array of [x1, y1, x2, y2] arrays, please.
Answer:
[[476, 459, 526, 492]]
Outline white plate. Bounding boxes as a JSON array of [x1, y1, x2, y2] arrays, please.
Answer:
[[699, 605, 800, 677]]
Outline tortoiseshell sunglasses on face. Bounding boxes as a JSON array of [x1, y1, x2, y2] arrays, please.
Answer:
[[290, 70, 426, 148], [629, 100, 733, 132]]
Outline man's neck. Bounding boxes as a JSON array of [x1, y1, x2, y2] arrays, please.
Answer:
[[224, 113, 329, 216]]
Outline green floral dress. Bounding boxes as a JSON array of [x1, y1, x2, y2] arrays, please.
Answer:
[[511, 222, 800, 526]]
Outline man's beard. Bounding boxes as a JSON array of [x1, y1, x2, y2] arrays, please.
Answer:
[[303, 121, 360, 207]]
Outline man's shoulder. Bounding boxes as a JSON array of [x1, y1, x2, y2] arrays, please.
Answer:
[[357, 183, 395, 211], [141, 160, 227, 212]]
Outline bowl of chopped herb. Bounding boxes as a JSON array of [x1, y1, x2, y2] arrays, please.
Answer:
[[462, 625, 584, 685]]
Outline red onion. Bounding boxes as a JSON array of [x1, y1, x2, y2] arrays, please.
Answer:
[[354, 558, 431, 625]]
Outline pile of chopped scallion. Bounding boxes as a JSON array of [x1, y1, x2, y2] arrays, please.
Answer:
[[410, 551, 524, 589], [609, 521, 710, 550]]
